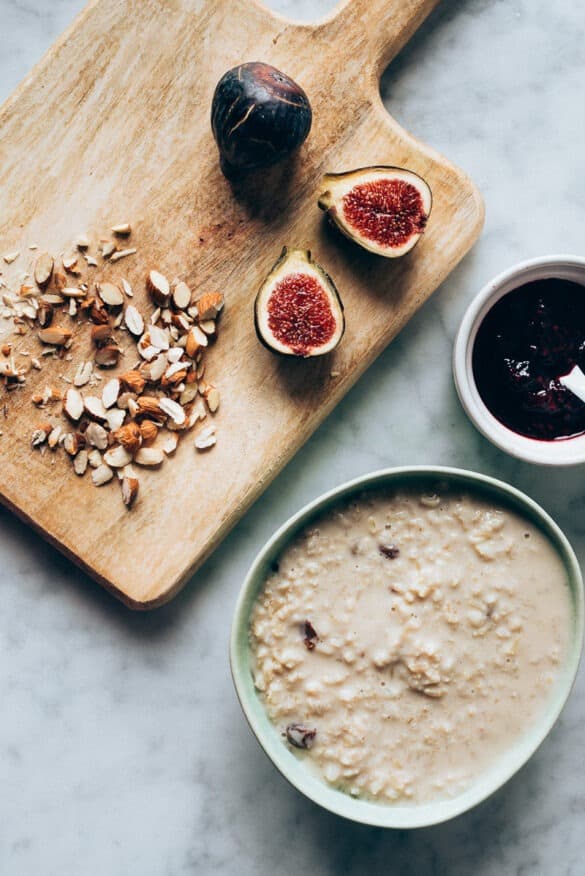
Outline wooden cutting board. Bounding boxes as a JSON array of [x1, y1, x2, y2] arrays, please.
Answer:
[[0, 0, 484, 608]]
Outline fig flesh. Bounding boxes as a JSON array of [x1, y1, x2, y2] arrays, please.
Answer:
[[211, 62, 312, 179], [255, 248, 344, 358], [318, 166, 432, 258]]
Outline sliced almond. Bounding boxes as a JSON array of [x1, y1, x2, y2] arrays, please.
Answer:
[[97, 282, 124, 308], [40, 293, 65, 305], [179, 384, 199, 406], [86, 422, 109, 450], [105, 408, 126, 432], [121, 278, 133, 298], [160, 432, 179, 455], [110, 248, 137, 263], [185, 325, 208, 358], [172, 281, 191, 310], [74, 449, 89, 475], [146, 354, 167, 382], [63, 433, 80, 457], [39, 327, 72, 346], [164, 360, 189, 381], [196, 291, 224, 320], [90, 302, 110, 325], [121, 476, 139, 508], [116, 391, 136, 410], [47, 424, 62, 449], [134, 447, 165, 467], [31, 428, 48, 447], [102, 378, 120, 409], [3, 251, 20, 265], [61, 287, 85, 299], [91, 324, 112, 344], [104, 445, 133, 468], [168, 397, 207, 431], [87, 449, 103, 468], [84, 395, 107, 421], [199, 319, 216, 336], [172, 312, 191, 332], [146, 270, 170, 306], [92, 464, 114, 486], [205, 386, 220, 413], [74, 360, 93, 387], [194, 425, 216, 450], [95, 345, 120, 367], [111, 223, 132, 236], [101, 241, 117, 259], [159, 397, 185, 425], [37, 301, 53, 328], [34, 252, 54, 287], [167, 347, 184, 364], [62, 254, 79, 272], [75, 234, 90, 250], [137, 334, 159, 361], [149, 324, 170, 351], [124, 305, 144, 337], [64, 387, 84, 422]]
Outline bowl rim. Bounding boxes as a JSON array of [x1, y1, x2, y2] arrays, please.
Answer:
[[453, 254, 585, 466], [230, 465, 584, 829]]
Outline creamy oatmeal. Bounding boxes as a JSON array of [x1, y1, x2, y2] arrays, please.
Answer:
[[249, 486, 572, 804]]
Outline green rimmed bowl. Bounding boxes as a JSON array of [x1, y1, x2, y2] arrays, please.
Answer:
[[230, 466, 584, 828]]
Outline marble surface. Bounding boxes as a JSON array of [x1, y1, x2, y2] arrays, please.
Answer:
[[1, 0, 584, 873]]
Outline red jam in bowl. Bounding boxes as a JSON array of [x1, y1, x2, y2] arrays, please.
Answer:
[[472, 278, 585, 441]]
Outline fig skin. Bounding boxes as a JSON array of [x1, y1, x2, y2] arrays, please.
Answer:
[[211, 62, 312, 179], [255, 247, 345, 359], [318, 166, 432, 258]]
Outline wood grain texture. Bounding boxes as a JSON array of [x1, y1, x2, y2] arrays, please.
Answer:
[[0, 0, 484, 608]]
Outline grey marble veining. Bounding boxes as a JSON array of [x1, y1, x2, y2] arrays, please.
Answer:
[[1, 1, 584, 874]]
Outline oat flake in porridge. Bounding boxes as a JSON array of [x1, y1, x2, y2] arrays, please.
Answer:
[[249, 487, 572, 804]]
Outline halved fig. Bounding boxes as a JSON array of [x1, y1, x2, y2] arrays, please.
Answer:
[[255, 248, 344, 358], [318, 166, 432, 258]]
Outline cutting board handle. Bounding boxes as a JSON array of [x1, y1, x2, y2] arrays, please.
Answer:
[[323, 0, 441, 77]]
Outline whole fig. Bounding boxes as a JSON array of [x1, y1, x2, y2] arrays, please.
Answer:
[[211, 62, 312, 178]]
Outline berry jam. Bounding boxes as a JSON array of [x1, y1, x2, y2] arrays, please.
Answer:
[[472, 278, 585, 441]]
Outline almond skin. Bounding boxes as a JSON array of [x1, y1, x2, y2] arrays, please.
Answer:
[[91, 324, 113, 344], [139, 420, 159, 444], [121, 370, 147, 394], [136, 396, 164, 420], [113, 422, 142, 455], [196, 291, 224, 320], [94, 344, 120, 367]]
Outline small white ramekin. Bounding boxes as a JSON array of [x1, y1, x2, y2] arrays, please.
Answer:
[[453, 255, 585, 466]]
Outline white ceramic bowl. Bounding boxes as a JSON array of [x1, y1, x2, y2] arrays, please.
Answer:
[[230, 466, 584, 828], [453, 255, 585, 465]]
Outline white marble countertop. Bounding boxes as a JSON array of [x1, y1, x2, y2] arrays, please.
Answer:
[[1, 1, 584, 873]]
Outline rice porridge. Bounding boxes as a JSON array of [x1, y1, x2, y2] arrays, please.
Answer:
[[249, 486, 572, 804]]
